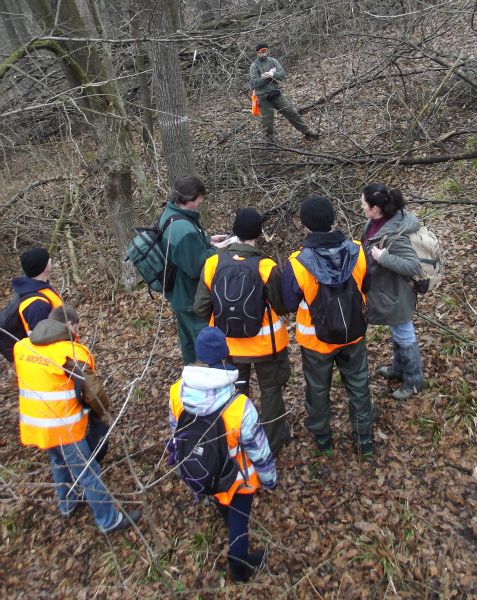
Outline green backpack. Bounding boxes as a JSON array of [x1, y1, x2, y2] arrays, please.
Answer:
[[127, 215, 190, 293]]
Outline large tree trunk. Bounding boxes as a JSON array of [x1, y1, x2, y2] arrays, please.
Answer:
[[23, 0, 143, 287], [0, 0, 22, 50], [141, 0, 195, 181]]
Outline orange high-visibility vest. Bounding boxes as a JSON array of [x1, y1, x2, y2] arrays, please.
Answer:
[[14, 337, 93, 449], [202, 253, 288, 359], [288, 242, 367, 354], [18, 287, 63, 334], [170, 380, 260, 506]]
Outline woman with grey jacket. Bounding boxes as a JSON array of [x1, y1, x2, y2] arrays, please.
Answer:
[[361, 183, 424, 400]]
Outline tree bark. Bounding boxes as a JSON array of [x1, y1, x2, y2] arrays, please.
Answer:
[[20, 0, 142, 288], [141, 0, 195, 182], [130, 0, 155, 166]]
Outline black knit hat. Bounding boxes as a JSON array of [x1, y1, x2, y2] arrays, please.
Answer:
[[255, 42, 269, 52], [300, 195, 335, 232], [233, 207, 263, 241], [20, 247, 50, 277]]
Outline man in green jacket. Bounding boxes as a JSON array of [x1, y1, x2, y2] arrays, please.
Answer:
[[249, 42, 319, 143], [158, 176, 223, 364]]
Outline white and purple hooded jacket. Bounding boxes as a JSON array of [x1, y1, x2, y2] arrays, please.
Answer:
[[169, 365, 277, 489]]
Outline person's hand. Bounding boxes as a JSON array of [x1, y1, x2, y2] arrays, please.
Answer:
[[269, 67, 276, 76], [213, 235, 239, 249], [371, 246, 385, 261], [210, 234, 229, 244], [261, 71, 272, 79]]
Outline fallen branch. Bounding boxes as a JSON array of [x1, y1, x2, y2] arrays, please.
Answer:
[[408, 196, 477, 206], [415, 312, 476, 347], [0, 176, 71, 218], [299, 66, 450, 114], [252, 146, 477, 167]]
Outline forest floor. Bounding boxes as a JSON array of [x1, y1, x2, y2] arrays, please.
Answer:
[[1, 26, 477, 600]]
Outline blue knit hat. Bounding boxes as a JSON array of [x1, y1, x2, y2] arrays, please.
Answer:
[[195, 327, 229, 366]]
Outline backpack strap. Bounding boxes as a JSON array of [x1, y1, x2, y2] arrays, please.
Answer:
[[378, 224, 408, 251]]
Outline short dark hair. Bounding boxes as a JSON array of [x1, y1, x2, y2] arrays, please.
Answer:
[[362, 183, 405, 218], [49, 306, 79, 325], [169, 176, 206, 205]]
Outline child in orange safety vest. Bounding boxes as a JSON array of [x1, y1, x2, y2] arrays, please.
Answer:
[[169, 327, 277, 582]]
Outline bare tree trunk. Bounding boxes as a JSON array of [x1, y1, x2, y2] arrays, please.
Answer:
[[141, 0, 195, 181], [130, 0, 155, 166], [23, 0, 142, 287], [0, 0, 22, 49]]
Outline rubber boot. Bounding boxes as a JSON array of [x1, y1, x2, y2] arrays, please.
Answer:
[[304, 130, 320, 140], [377, 341, 403, 380], [392, 342, 424, 401], [228, 549, 265, 583]]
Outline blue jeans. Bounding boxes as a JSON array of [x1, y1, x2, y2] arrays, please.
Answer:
[[47, 434, 120, 532], [390, 321, 416, 344]]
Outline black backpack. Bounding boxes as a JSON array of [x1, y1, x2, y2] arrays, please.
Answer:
[[172, 399, 241, 497], [308, 276, 367, 344], [126, 215, 192, 294], [210, 254, 266, 338], [0, 291, 49, 363]]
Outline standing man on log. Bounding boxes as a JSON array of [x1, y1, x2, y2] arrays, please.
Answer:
[[249, 42, 319, 144]]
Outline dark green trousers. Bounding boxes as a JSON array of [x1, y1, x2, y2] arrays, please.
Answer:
[[175, 309, 208, 365], [300, 338, 376, 439], [231, 349, 291, 454], [258, 93, 310, 137]]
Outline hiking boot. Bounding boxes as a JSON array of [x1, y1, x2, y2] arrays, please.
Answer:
[[378, 341, 402, 380], [353, 432, 373, 459], [392, 384, 421, 401], [104, 509, 141, 533], [228, 549, 266, 583], [392, 342, 424, 401], [304, 130, 319, 140], [358, 438, 373, 459], [377, 366, 403, 380], [314, 435, 332, 457]]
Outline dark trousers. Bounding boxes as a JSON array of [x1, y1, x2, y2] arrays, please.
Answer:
[[175, 309, 208, 365], [301, 338, 376, 438], [258, 93, 310, 136], [216, 493, 254, 561], [231, 349, 291, 454], [85, 414, 109, 464]]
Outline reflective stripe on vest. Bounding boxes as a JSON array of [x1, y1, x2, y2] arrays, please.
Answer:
[[14, 337, 92, 449], [169, 380, 260, 506], [288, 242, 367, 354], [18, 389, 77, 401], [20, 410, 87, 428], [18, 287, 63, 334], [202, 253, 288, 358]]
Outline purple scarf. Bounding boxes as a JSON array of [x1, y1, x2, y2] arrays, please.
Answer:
[[363, 216, 391, 243]]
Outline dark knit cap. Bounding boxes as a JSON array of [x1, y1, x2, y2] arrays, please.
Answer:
[[256, 42, 269, 52], [20, 247, 50, 278], [300, 195, 335, 232], [232, 207, 263, 241], [195, 327, 229, 367]]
